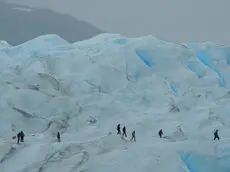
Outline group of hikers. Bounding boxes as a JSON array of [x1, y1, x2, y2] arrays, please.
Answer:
[[116, 124, 164, 142], [116, 124, 220, 142], [16, 130, 61, 144], [116, 124, 136, 142], [15, 126, 220, 144], [16, 130, 25, 144]]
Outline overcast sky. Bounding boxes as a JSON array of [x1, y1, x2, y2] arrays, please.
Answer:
[[5, 0, 230, 44]]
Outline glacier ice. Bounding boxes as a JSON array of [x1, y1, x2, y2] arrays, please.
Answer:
[[178, 140, 230, 172], [0, 34, 230, 172]]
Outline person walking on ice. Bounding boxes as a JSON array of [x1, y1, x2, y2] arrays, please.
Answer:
[[214, 129, 220, 140], [122, 126, 127, 137], [57, 132, 61, 142], [130, 130, 136, 142], [20, 130, 25, 142], [17, 132, 21, 144], [158, 129, 163, 138], [117, 124, 121, 135]]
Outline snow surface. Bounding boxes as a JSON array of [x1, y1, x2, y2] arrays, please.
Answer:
[[0, 34, 230, 172]]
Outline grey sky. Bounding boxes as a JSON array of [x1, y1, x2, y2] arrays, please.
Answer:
[[5, 0, 230, 44]]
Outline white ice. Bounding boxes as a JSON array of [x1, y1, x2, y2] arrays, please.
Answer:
[[0, 34, 230, 172]]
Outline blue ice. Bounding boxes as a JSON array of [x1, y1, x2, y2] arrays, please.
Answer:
[[178, 151, 230, 172], [135, 50, 152, 68], [187, 44, 226, 87], [169, 82, 179, 96], [164, 78, 179, 96]]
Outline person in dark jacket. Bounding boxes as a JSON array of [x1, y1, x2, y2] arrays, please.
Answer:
[[57, 132, 61, 142], [17, 132, 21, 144], [158, 129, 163, 138], [130, 130, 136, 142], [214, 129, 220, 140], [122, 126, 127, 137], [117, 124, 121, 135], [20, 131, 25, 142]]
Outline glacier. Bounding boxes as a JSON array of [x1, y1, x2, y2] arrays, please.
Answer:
[[0, 33, 230, 172]]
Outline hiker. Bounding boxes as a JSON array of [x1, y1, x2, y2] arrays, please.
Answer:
[[122, 126, 127, 137], [20, 131, 25, 142], [117, 124, 121, 135], [130, 130, 136, 142], [158, 129, 163, 138], [57, 132, 61, 142], [17, 132, 21, 144], [214, 129, 220, 140]]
